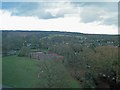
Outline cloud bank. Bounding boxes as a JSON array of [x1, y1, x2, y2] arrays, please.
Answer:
[[0, 1, 118, 34]]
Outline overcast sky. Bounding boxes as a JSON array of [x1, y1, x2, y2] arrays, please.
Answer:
[[0, 0, 119, 34]]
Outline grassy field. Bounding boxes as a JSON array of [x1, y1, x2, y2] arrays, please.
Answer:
[[2, 55, 80, 88]]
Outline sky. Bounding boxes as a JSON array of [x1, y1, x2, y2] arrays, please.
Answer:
[[0, 0, 119, 34]]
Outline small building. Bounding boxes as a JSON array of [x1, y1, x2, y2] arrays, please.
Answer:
[[30, 51, 64, 62]]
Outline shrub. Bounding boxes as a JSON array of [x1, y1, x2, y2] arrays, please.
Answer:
[[18, 46, 30, 57]]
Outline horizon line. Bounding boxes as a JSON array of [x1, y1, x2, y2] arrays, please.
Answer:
[[0, 30, 119, 35]]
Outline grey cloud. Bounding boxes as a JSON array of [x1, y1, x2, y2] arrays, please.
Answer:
[[76, 2, 118, 26], [5, 2, 77, 19], [80, 7, 101, 23], [2, 2, 61, 19], [2, 2, 118, 26], [101, 16, 118, 26]]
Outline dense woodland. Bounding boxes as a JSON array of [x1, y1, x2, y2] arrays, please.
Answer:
[[2, 30, 120, 89]]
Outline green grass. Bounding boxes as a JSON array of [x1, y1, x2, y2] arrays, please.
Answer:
[[3, 55, 80, 88], [3, 56, 40, 88]]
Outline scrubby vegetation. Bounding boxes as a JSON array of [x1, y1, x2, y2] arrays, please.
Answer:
[[18, 46, 30, 57], [2, 30, 120, 89]]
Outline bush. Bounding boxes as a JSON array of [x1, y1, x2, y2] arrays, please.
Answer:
[[18, 46, 30, 57]]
